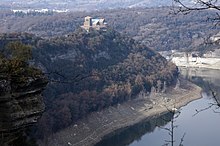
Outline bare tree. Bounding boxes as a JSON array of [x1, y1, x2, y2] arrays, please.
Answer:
[[173, 0, 220, 12], [193, 85, 220, 116], [158, 106, 186, 146], [172, 1, 220, 112], [172, 0, 220, 23]]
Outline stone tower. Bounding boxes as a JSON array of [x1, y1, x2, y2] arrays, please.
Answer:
[[81, 16, 107, 32], [84, 16, 92, 27]]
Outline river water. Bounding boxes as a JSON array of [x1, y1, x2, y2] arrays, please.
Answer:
[[95, 68, 220, 146]]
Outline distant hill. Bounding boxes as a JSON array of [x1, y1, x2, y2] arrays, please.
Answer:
[[0, 0, 194, 11], [0, 7, 218, 53]]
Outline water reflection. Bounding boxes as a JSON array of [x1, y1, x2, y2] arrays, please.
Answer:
[[180, 67, 220, 102], [95, 112, 173, 146], [96, 68, 220, 146]]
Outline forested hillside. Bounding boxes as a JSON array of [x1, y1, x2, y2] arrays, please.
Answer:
[[0, 7, 218, 52], [34, 28, 178, 136], [0, 28, 178, 139]]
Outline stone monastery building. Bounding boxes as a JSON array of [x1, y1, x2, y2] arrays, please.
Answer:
[[81, 16, 107, 31]]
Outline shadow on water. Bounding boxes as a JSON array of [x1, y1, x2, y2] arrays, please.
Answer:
[[95, 112, 173, 146]]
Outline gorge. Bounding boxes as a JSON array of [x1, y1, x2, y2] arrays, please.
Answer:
[[1, 3, 220, 146]]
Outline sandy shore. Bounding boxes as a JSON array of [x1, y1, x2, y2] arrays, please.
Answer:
[[177, 64, 220, 70], [171, 57, 220, 70], [38, 79, 202, 146]]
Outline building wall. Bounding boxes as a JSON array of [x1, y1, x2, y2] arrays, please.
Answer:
[[81, 16, 106, 31]]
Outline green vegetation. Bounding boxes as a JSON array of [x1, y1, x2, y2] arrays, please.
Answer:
[[0, 41, 44, 93], [0, 41, 48, 146]]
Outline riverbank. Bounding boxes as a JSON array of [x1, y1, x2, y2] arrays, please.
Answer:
[[38, 79, 202, 146], [171, 57, 220, 70]]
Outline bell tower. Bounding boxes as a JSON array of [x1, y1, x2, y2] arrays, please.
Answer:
[[84, 16, 92, 27]]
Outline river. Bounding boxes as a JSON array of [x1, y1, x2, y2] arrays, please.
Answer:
[[95, 68, 220, 146]]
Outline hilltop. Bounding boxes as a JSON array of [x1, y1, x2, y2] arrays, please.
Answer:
[[33, 28, 178, 135], [0, 28, 178, 143]]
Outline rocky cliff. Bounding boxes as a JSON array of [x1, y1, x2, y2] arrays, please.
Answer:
[[0, 74, 47, 145], [0, 41, 48, 146], [0, 31, 178, 143], [0, 75, 47, 145]]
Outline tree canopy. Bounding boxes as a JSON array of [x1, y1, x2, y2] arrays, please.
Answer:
[[0, 41, 43, 93]]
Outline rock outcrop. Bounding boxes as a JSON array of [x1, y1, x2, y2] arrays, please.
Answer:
[[0, 75, 48, 145]]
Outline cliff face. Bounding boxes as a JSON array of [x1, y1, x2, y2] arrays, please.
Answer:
[[0, 31, 178, 142], [0, 75, 48, 145]]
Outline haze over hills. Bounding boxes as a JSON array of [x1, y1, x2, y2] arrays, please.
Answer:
[[1, 0, 219, 145], [0, 6, 218, 53], [0, 0, 195, 11]]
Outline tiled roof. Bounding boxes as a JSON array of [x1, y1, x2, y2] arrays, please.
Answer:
[[92, 19, 100, 24]]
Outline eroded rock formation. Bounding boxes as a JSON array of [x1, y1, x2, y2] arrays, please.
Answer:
[[0, 75, 48, 145]]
